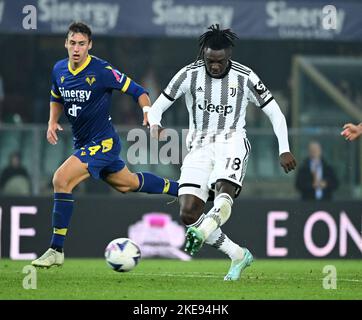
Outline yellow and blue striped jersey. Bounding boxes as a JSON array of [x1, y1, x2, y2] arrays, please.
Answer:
[[50, 55, 147, 149]]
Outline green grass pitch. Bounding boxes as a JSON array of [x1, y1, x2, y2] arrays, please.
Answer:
[[0, 259, 361, 300]]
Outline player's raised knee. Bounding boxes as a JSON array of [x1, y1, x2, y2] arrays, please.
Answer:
[[52, 170, 70, 192]]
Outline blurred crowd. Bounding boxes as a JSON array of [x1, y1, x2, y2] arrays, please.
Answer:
[[0, 36, 361, 128], [0, 36, 361, 198]]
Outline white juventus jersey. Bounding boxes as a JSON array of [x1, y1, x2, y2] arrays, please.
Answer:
[[162, 60, 273, 150]]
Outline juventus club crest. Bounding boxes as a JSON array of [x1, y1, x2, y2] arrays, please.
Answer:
[[230, 87, 237, 97]]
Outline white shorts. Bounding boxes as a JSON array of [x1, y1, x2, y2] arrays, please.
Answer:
[[178, 135, 251, 202]]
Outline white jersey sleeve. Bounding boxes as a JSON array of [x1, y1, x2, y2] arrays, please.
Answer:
[[163, 66, 188, 101], [247, 70, 274, 108], [246, 70, 290, 155], [262, 99, 290, 155], [147, 94, 173, 127], [148, 66, 188, 127]]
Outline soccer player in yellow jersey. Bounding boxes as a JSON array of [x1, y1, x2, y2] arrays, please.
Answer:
[[32, 22, 178, 268]]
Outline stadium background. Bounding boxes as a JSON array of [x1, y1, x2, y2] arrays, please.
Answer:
[[0, 0, 361, 262]]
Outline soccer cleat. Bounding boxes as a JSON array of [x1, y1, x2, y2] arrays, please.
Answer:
[[31, 248, 64, 268], [185, 227, 205, 255], [224, 248, 253, 281]]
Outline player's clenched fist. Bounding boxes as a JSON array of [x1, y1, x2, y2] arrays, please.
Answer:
[[280, 152, 297, 173]]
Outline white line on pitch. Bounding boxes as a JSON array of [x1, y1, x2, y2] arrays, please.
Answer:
[[132, 272, 362, 282]]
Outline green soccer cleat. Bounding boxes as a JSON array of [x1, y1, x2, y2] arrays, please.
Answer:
[[224, 248, 253, 281], [185, 227, 205, 255], [31, 248, 64, 268]]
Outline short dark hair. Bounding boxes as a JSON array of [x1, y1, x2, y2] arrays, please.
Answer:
[[67, 22, 92, 41], [196, 24, 238, 60]]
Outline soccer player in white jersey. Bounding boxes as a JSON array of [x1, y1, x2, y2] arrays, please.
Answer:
[[147, 25, 297, 280]]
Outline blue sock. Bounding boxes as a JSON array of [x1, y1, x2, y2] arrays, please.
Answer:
[[135, 172, 178, 197], [50, 193, 74, 251]]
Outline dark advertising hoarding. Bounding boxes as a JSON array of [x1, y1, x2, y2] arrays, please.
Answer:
[[0, 0, 361, 41], [0, 196, 361, 259]]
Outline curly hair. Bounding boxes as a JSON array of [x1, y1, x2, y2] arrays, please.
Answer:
[[196, 24, 238, 61]]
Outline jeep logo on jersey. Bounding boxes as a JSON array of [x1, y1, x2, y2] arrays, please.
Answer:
[[68, 104, 82, 117], [198, 99, 233, 117]]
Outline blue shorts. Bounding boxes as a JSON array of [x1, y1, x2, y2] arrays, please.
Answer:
[[73, 135, 125, 180]]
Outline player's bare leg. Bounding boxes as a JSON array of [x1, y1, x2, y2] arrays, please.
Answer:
[[186, 182, 234, 255], [180, 192, 253, 279], [105, 165, 178, 196], [184, 181, 253, 279], [52, 155, 90, 193], [179, 194, 205, 254], [105, 166, 140, 193], [32, 156, 90, 268]]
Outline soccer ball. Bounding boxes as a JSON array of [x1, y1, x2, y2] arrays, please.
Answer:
[[104, 238, 141, 272]]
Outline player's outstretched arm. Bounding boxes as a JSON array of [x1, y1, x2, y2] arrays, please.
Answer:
[[262, 99, 297, 173], [341, 123, 362, 141], [147, 66, 187, 138], [47, 102, 64, 145], [147, 93, 174, 140], [137, 93, 152, 127]]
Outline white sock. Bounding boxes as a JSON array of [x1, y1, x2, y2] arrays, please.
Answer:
[[205, 228, 244, 261], [187, 213, 244, 261], [198, 193, 233, 240]]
